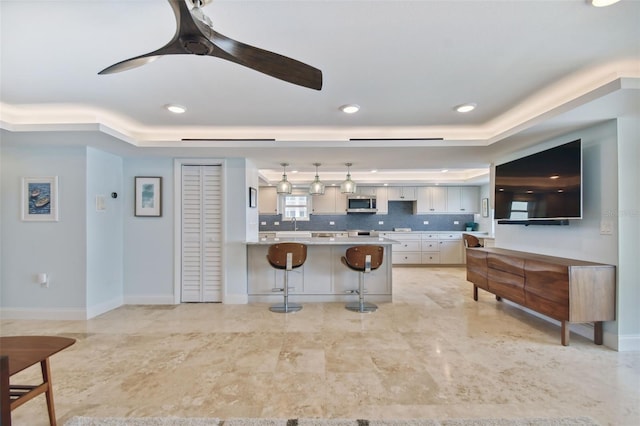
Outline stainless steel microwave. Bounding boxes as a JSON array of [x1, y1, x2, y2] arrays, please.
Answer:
[[347, 195, 377, 213]]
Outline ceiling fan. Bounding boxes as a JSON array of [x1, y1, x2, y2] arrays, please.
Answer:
[[98, 0, 322, 90]]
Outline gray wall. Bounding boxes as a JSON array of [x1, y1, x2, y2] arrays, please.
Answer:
[[86, 147, 124, 315], [123, 157, 175, 304], [494, 120, 638, 350], [1, 135, 88, 317], [0, 131, 255, 317]]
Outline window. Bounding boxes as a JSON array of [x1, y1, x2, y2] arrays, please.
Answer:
[[281, 194, 310, 221], [509, 201, 529, 219]]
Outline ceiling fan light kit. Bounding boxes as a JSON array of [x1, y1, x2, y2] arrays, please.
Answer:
[[99, 0, 323, 90]]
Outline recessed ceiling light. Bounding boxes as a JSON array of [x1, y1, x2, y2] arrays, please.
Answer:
[[371, 169, 378, 173], [590, 0, 620, 7], [454, 103, 477, 113], [339, 104, 360, 114], [550, 175, 560, 179], [441, 169, 449, 173], [165, 104, 186, 114]]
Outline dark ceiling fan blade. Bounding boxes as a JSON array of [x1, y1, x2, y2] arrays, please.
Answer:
[[99, 1, 192, 75], [207, 30, 323, 90], [99, 0, 322, 90]]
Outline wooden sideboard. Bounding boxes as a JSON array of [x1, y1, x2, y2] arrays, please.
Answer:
[[465, 247, 616, 346]]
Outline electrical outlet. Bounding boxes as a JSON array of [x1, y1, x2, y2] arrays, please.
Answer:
[[378, 221, 384, 225], [453, 221, 459, 225], [423, 220, 429, 225], [260, 221, 266, 226], [274, 221, 280, 226], [329, 221, 335, 225], [600, 220, 613, 235]]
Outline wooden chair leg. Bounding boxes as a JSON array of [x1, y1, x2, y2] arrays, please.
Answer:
[[40, 359, 56, 426], [1, 355, 11, 426]]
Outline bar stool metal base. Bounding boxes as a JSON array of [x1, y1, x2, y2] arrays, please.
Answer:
[[345, 301, 378, 313], [269, 303, 303, 313]]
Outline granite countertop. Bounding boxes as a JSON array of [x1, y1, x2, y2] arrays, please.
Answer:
[[247, 236, 398, 245]]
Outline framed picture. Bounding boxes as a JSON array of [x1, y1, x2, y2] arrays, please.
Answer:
[[481, 197, 489, 217], [22, 176, 59, 221], [135, 177, 162, 217], [249, 187, 257, 208]]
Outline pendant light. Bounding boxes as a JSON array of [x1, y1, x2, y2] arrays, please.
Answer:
[[276, 163, 292, 194], [309, 163, 325, 195], [340, 162, 357, 194]]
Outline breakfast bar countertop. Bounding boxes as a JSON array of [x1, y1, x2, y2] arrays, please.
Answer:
[[247, 236, 398, 245]]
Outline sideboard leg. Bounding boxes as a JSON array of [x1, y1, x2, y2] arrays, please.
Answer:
[[473, 285, 478, 301], [594, 321, 604, 345], [561, 321, 570, 346]]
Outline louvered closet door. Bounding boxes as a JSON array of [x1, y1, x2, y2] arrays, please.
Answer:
[[181, 165, 222, 302]]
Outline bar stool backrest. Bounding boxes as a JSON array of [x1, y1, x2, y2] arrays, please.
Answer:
[[343, 245, 384, 272], [462, 233, 482, 248], [267, 243, 307, 270]]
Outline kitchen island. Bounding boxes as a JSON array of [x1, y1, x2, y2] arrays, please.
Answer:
[[247, 236, 397, 303]]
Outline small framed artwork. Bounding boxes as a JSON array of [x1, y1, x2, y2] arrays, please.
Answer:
[[481, 197, 489, 217], [22, 176, 59, 221], [135, 177, 162, 217], [249, 187, 257, 208]]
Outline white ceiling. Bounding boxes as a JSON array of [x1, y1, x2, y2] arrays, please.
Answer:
[[1, 0, 639, 185]]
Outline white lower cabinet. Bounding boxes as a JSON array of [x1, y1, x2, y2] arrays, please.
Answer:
[[384, 231, 463, 265], [387, 232, 422, 264]]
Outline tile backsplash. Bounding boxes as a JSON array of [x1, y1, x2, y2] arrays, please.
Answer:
[[259, 201, 475, 232]]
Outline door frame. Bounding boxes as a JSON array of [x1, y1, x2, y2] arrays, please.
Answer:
[[173, 158, 226, 304]]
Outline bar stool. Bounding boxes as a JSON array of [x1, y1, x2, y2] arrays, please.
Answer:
[[341, 245, 384, 313], [266, 242, 307, 313]]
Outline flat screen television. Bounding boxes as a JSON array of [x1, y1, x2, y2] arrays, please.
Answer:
[[494, 139, 582, 222]]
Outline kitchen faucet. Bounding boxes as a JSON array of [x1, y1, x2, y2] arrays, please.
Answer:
[[292, 217, 298, 231]]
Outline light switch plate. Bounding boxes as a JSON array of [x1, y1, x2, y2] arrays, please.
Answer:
[[260, 221, 267, 226], [378, 221, 384, 225], [329, 221, 335, 225], [454, 221, 459, 225], [423, 220, 429, 225], [274, 221, 280, 226]]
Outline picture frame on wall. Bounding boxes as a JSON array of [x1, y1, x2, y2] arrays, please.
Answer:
[[135, 176, 162, 217], [481, 197, 489, 217], [22, 176, 59, 221], [249, 187, 257, 208]]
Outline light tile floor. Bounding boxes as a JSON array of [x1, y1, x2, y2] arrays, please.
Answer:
[[2, 267, 639, 425]]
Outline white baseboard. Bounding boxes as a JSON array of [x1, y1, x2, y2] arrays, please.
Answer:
[[0, 307, 86, 320], [617, 334, 640, 352], [124, 295, 176, 305], [86, 297, 123, 319], [224, 293, 249, 304]]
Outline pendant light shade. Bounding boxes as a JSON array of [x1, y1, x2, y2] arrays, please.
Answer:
[[340, 162, 357, 194], [276, 162, 292, 194], [309, 163, 325, 195]]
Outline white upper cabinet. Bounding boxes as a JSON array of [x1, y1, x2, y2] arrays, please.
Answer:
[[355, 186, 377, 196], [375, 186, 388, 214], [446, 187, 479, 213], [312, 186, 347, 214], [415, 187, 447, 213], [258, 186, 279, 214], [387, 186, 417, 201]]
